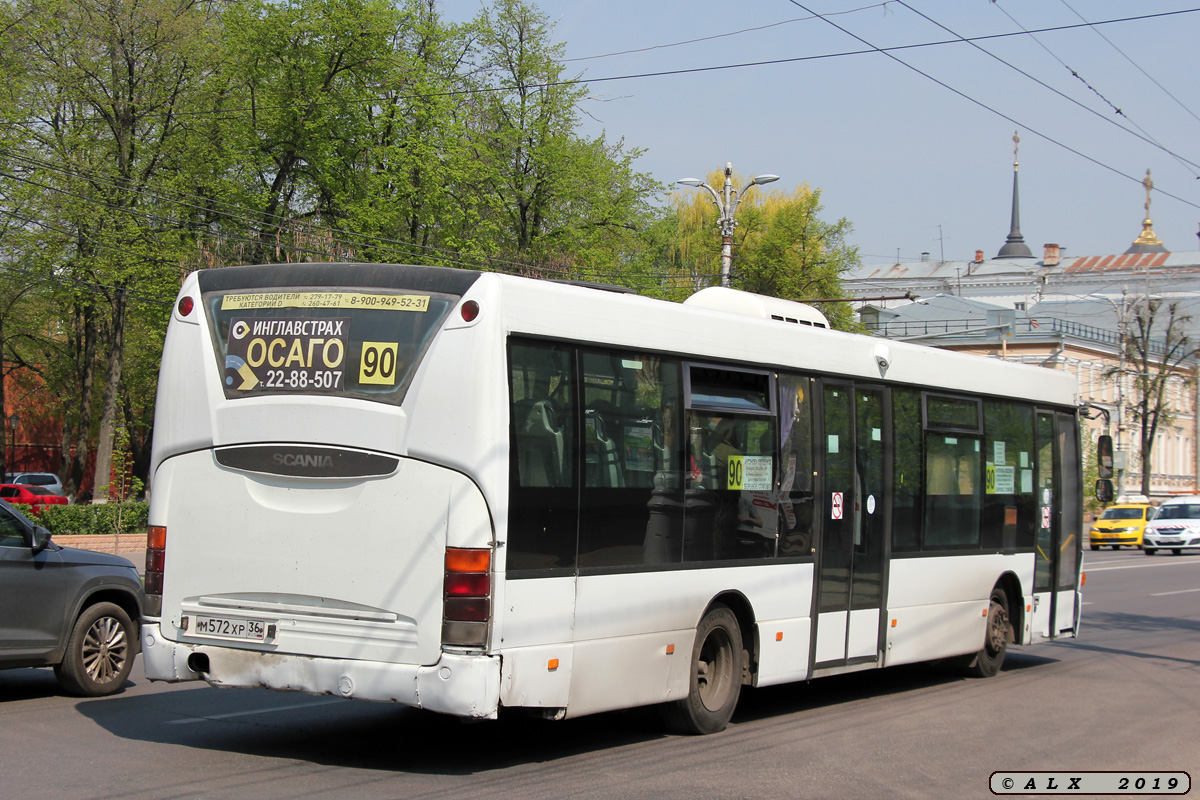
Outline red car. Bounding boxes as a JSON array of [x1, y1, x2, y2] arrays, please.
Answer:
[[0, 484, 68, 516]]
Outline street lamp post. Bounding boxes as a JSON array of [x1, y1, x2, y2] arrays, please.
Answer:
[[7, 413, 19, 476], [1094, 292, 1129, 499], [677, 162, 779, 288]]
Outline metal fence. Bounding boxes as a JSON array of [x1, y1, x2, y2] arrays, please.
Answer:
[[863, 316, 1169, 356]]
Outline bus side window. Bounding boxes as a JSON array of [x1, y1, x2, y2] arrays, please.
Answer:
[[778, 375, 815, 556], [510, 343, 574, 489], [508, 341, 577, 572]]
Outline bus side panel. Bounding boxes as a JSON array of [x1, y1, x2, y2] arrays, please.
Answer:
[[497, 576, 576, 709], [153, 451, 473, 669], [885, 554, 1033, 667], [1032, 588, 1082, 641], [150, 276, 218, 477], [563, 563, 812, 718]]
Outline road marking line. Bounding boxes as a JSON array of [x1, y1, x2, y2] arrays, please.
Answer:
[[1084, 559, 1200, 573], [1149, 587, 1200, 596], [166, 697, 344, 725]]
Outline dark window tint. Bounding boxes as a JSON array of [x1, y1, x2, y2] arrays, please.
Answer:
[[923, 432, 982, 548], [1153, 503, 1200, 520], [851, 388, 886, 609], [683, 410, 777, 562], [686, 365, 773, 414], [983, 401, 1036, 551], [892, 389, 922, 552], [926, 394, 982, 433], [1035, 412, 1055, 592], [508, 341, 577, 572], [1056, 414, 1081, 591], [16, 474, 56, 487], [777, 375, 816, 557], [1100, 507, 1144, 520], [0, 504, 27, 547], [578, 351, 685, 567]]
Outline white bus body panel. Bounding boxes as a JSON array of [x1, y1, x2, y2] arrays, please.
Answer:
[[499, 563, 814, 715], [1032, 588, 1082, 640], [150, 450, 490, 667], [563, 563, 814, 717], [884, 554, 1033, 666], [141, 621, 501, 716]]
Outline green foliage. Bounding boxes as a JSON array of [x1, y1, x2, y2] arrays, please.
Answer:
[[17, 502, 149, 537], [1, 0, 862, 490], [661, 170, 861, 326]]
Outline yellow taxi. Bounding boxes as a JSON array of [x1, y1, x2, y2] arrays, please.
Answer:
[[1089, 501, 1154, 550]]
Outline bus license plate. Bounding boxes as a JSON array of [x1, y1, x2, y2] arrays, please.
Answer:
[[193, 615, 269, 642]]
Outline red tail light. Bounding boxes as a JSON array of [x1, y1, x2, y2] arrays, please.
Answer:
[[443, 547, 490, 647], [145, 525, 166, 616]]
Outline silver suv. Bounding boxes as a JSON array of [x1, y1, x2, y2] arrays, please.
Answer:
[[0, 499, 143, 695], [10, 472, 65, 496]]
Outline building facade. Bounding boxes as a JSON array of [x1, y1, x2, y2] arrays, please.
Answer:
[[845, 160, 1199, 501]]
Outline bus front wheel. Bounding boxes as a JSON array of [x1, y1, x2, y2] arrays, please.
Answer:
[[963, 587, 1013, 679], [661, 604, 743, 735]]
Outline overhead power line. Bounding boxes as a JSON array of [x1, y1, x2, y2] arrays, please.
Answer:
[[986, 0, 1200, 180], [1058, 0, 1200, 129], [563, 1, 896, 62], [1, 8, 1194, 128], [785, 0, 1200, 214], [899, 1, 1200, 179]]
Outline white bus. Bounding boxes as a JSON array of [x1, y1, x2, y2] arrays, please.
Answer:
[[142, 263, 1083, 734]]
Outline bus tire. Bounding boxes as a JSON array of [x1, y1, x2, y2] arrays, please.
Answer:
[[661, 604, 742, 735], [964, 587, 1012, 679], [54, 602, 135, 697]]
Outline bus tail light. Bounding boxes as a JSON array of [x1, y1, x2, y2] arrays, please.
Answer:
[[443, 547, 491, 647], [145, 525, 166, 617]]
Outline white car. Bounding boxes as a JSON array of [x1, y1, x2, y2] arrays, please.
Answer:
[[1142, 495, 1200, 556]]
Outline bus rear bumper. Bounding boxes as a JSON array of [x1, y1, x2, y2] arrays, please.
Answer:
[[141, 622, 501, 718]]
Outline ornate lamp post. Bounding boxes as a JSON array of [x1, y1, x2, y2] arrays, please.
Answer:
[[677, 162, 779, 288]]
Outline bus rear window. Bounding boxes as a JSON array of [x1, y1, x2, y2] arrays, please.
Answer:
[[205, 288, 459, 405]]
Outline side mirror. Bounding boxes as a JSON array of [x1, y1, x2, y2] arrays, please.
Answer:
[[1095, 479, 1114, 504], [29, 526, 51, 555], [1097, 435, 1114, 479]]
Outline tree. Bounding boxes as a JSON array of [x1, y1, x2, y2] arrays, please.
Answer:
[[1114, 297, 1197, 495], [469, 0, 658, 275], [219, 0, 401, 261], [3, 0, 218, 494], [665, 169, 860, 327]]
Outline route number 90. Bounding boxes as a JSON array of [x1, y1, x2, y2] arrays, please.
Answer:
[[359, 342, 399, 386]]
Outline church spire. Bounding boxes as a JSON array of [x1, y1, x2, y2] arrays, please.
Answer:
[[1124, 169, 1168, 254], [996, 131, 1034, 259]]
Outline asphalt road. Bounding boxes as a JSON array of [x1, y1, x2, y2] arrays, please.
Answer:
[[2, 548, 1197, 800]]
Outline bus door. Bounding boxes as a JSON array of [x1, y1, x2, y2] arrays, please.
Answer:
[[1033, 410, 1082, 638], [812, 383, 889, 668]]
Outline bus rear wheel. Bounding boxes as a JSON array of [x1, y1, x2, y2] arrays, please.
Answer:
[[661, 604, 742, 735], [963, 587, 1012, 679]]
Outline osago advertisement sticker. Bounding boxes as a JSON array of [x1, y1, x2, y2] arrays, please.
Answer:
[[225, 317, 348, 392]]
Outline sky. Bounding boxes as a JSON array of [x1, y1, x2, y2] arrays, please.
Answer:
[[447, 0, 1200, 265]]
